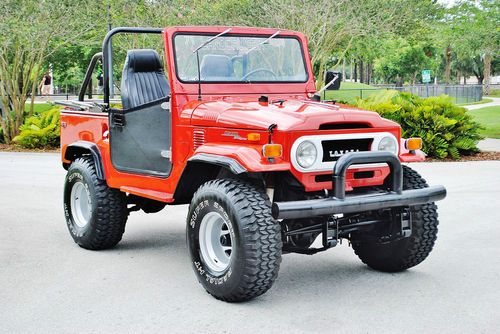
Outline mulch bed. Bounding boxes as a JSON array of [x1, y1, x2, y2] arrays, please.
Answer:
[[0, 144, 499, 161], [0, 143, 60, 153], [425, 151, 500, 162]]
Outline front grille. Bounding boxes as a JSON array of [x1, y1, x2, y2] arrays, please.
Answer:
[[321, 138, 372, 162]]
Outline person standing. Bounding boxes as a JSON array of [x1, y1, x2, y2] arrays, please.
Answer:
[[39, 72, 52, 98], [97, 68, 104, 95]]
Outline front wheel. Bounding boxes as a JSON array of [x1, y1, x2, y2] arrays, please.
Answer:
[[352, 165, 439, 272], [187, 179, 282, 302]]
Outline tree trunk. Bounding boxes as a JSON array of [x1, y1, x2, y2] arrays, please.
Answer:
[[444, 45, 452, 84], [366, 62, 372, 84], [349, 61, 353, 81], [483, 53, 492, 95], [28, 68, 40, 117], [359, 60, 364, 83], [342, 58, 346, 82], [354, 62, 358, 82]]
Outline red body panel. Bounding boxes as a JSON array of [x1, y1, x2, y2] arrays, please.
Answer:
[[61, 26, 425, 202]]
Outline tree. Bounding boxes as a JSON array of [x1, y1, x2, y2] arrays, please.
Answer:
[[375, 39, 435, 84], [451, 0, 500, 93], [0, 0, 97, 143]]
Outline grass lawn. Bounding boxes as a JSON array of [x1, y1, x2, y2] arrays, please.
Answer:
[[24, 103, 54, 114], [468, 105, 500, 139], [324, 82, 385, 105], [485, 89, 500, 98]]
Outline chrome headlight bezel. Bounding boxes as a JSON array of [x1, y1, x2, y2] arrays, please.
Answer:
[[296, 140, 318, 168], [377, 135, 399, 154]]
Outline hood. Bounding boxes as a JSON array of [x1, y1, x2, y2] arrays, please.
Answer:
[[187, 98, 398, 131]]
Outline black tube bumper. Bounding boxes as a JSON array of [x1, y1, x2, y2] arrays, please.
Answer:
[[272, 151, 447, 220]]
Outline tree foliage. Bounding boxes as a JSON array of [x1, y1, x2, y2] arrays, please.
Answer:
[[0, 0, 96, 143], [0, 0, 497, 146]]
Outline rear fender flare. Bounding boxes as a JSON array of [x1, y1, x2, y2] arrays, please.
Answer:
[[63, 141, 106, 180]]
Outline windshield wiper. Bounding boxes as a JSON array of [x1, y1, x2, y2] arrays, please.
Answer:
[[192, 28, 232, 101], [192, 28, 232, 53], [244, 30, 280, 55]]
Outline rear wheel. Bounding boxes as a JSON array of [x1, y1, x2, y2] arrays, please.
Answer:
[[352, 165, 439, 272], [187, 179, 282, 302], [63, 157, 128, 250]]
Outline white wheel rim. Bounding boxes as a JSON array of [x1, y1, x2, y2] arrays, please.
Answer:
[[199, 211, 232, 273], [70, 181, 92, 228]]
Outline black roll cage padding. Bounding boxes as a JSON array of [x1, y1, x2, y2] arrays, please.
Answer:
[[332, 151, 403, 199], [78, 52, 103, 102], [102, 27, 164, 107]]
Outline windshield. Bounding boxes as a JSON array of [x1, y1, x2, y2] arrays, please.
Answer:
[[174, 34, 308, 83]]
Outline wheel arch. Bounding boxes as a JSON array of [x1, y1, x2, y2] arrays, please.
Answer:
[[63, 141, 106, 180], [173, 154, 249, 204]]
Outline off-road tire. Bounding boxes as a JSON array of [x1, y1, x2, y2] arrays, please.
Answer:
[[352, 165, 439, 272], [63, 157, 128, 250], [187, 179, 282, 302]]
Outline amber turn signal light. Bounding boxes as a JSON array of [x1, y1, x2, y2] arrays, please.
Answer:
[[247, 133, 261, 141], [406, 138, 423, 151], [262, 144, 282, 158]]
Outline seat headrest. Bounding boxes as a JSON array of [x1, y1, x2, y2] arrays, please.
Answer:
[[200, 55, 234, 79], [125, 49, 163, 73]]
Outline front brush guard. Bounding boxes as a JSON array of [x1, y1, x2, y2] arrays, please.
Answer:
[[272, 151, 446, 220]]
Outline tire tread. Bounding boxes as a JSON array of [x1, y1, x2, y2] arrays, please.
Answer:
[[190, 179, 282, 302]]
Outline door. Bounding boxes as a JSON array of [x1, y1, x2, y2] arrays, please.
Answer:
[[109, 97, 172, 177]]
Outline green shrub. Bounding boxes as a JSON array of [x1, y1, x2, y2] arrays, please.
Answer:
[[13, 107, 61, 149], [356, 90, 483, 159]]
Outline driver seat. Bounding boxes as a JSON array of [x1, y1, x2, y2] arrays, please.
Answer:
[[120, 49, 170, 110]]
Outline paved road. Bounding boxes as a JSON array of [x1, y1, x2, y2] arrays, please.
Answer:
[[1, 152, 499, 333], [464, 97, 500, 111], [477, 138, 500, 152]]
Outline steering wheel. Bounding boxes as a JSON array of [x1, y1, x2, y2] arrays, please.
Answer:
[[241, 68, 278, 81]]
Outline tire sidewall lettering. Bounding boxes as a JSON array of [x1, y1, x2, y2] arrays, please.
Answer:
[[188, 198, 237, 287], [64, 165, 96, 238]]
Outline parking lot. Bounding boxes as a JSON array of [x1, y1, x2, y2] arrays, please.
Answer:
[[1, 152, 499, 333]]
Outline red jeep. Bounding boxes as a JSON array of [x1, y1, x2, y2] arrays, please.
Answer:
[[60, 26, 446, 302]]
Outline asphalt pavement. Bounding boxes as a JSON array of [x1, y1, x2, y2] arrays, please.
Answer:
[[1, 152, 499, 333], [464, 97, 500, 111]]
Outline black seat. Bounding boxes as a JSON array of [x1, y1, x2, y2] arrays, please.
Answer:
[[120, 49, 170, 110], [200, 55, 234, 81]]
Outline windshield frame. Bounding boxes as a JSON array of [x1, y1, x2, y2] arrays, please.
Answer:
[[172, 32, 309, 84]]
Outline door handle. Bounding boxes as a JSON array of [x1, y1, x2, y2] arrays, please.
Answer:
[[112, 113, 126, 128]]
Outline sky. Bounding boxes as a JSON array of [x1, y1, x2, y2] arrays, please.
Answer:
[[437, 0, 459, 7]]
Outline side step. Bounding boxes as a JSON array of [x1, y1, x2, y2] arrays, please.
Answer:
[[120, 186, 174, 203]]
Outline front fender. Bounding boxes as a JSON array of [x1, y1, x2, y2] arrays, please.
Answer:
[[191, 144, 290, 173]]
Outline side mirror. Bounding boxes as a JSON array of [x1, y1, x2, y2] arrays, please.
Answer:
[[324, 71, 342, 90]]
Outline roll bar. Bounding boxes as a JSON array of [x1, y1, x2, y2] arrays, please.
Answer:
[[79, 27, 164, 106], [78, 52, 102, 101]]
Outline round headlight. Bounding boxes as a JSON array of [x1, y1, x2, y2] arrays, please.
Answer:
[[296, 141, 317, 168], [378, 136, 398, 154]]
